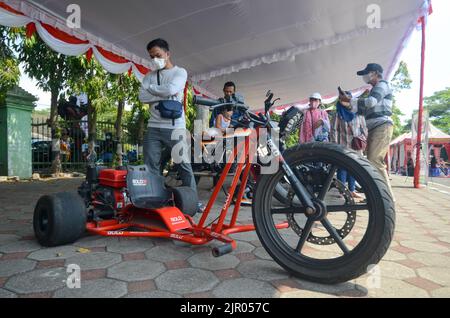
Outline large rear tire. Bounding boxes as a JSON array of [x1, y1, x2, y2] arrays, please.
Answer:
[[252, 143, 395, 284], [33, 192, 87, 247]]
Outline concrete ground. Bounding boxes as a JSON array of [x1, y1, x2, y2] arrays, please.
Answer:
[[0, 175, 449, 298]]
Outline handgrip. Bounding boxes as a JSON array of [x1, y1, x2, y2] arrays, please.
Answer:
[[193, 96, 220, 107]]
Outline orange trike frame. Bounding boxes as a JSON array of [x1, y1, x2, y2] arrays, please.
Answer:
[[85, 129, 289, 254]]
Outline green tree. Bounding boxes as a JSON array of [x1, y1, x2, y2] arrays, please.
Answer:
[[390, 61, 412, 138], [108, 73, 141, 166], [424, 88, 450, 134], [66, 58, 111, 163], [0, 27, 20, 101], [13, 31, 82, 173]]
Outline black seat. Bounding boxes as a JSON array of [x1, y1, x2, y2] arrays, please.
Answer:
[[126, 165, 171, 209]]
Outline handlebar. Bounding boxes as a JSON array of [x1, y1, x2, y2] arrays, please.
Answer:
[[193, 95, 267, 128], [193, 96, 249, 112], [193, 96, 220, 107]]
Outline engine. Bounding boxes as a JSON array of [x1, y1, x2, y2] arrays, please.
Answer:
[[79, 168, 130, 220]]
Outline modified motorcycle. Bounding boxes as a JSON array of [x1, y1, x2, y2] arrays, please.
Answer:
[[33, 91, 395, 284]]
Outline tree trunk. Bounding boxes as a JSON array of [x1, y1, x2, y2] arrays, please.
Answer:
[[115, 96, 125, 167], [49, 89, 62, 174], [137, 107, 146, 159], [87, 99, 97, 164]]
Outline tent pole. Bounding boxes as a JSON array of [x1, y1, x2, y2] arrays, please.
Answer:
[[414, 15, 427, 189]]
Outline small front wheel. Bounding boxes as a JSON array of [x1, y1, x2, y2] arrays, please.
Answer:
[[252, 143, 395, 284]]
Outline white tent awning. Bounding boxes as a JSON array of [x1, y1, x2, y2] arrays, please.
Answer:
[[1, 0, 430, 109]]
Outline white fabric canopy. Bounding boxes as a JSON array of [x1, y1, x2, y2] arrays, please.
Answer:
[[2, 0, 430, 109], [390, 124, 450, 146]]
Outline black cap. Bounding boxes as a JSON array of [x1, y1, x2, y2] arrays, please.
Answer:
[[357, 63, 384, 76]]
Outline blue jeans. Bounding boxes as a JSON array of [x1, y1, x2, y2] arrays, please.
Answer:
[[337, 169, 356, 192]]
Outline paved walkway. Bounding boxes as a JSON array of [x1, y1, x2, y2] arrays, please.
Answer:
[[0, 175, 449, 298]]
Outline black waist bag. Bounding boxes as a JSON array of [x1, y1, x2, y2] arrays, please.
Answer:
[[156, 70, 183, 125], [126, 165, 171, 209]]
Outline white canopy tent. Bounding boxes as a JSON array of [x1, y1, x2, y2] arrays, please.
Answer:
[[1, 0, 430, 110]]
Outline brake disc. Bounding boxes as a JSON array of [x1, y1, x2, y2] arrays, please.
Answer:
[[287, 179, 357, 246]]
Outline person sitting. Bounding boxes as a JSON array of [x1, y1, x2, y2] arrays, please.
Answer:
[[210, 82, 245, 128], [215, 106, 233, 133]]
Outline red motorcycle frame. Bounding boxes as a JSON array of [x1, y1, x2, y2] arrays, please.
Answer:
[[86, 128, 289, 256]]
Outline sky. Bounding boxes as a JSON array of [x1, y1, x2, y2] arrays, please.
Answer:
[[19, 0, 450, 124]]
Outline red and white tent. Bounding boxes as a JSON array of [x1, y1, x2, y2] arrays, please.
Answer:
[[1, 0, 431, 107], [0, 0, 434, 186], [390, 124, 450, 174]]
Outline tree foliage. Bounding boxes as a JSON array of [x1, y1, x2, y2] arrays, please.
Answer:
[[390, 61, 412, 138], [0, 27, 20, 101]]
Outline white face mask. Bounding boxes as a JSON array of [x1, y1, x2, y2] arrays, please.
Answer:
[[151, 57, 166, 70], [363, 72, 376, 84]]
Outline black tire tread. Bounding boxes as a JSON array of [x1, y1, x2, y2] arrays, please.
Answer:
[[33, 192, 87, 247], [253, 142, 395, 284]]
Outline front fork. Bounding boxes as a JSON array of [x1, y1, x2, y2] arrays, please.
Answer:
[[267, 135, 316, 214]]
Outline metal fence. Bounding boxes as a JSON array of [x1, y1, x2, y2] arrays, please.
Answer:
[[31, 119, 139, 173]]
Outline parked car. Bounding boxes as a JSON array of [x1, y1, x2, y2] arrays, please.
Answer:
[[32, 140, 52, 163]]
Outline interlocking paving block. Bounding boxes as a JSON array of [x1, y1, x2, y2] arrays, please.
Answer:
[[417, 267, 450, 286], [0, 240, 41, 253], [107, 260, 165, 282], [188, 252, 240, 271], [430, 287, 450, 298], [231, 241, 255, 254], [383, 248, 408, 261], [145, 245, 194, 262], [0, 234, 20, 246], [4, 267, 68, 294], [212, 278, 280, 298], [28, 246, 81, 261], [0, 288, 17, 298], [229, 232, 260, 242], [280, 290, 338, 298], [106, 238, 154, 254], [408, 252, 450, 267], [126, 291, 182, 298], [54, 278, 127, 298], [156, 268, 219, 294], [400, 240, 449, 253], [253, 247, 273, 260], [378, 261, 417, 280], [237, 260, 288, 281], [65, 252, 122, 270], [75, 235, 118, 248], [437, 236, 450, 244], [0, 259, 36, 277], [358, 277, 429, 298]]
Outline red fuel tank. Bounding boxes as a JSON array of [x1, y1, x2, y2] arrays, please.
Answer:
[[98, 169, 128, 188]]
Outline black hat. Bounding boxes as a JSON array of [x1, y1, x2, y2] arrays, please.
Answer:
[[357, 63, 384, 76]]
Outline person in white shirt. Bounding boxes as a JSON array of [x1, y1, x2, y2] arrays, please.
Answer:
[[139, 38, 200, 210]]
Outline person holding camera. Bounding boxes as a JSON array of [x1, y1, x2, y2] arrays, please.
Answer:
[[339, 63, 395, 200]]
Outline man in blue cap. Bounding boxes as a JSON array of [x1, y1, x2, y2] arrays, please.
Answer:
[[339, 63, 395, 201]]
